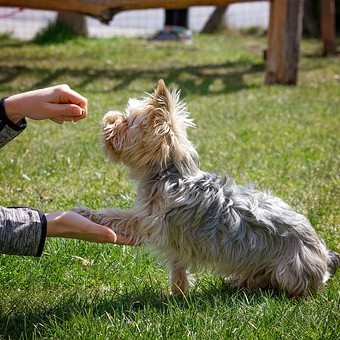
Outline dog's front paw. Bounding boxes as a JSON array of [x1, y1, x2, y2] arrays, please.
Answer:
[[72, 206, 97, 221]]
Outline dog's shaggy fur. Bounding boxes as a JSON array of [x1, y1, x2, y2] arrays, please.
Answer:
[[75, 80, 339, 297]]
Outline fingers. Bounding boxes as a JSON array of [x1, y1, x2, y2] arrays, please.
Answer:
[[46, 84, 88, 124], [4, 84, 89, 123], [55, 84, 88, 110], [47, 103, 87, 120], [46, 102, 87, 124], [81, 218, 137, 245], [114, 232, 137, 246], [95, 224, 136, 246], [46, 210, 138, 246]]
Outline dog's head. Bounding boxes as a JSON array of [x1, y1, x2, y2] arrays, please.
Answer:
[[102, 80, 199, 178]]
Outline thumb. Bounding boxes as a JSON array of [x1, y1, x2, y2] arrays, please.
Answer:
[[98, 226, 136, 245], [100, 227, 118, 243], [114, 233, 135, 245]]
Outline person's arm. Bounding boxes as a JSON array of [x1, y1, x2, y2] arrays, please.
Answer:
[[0, 84, 87, 149], [1, 85, 134, 255], [45, 211, 131, 245], [0, 208, 133, 256], [3, 84, 87, 124]]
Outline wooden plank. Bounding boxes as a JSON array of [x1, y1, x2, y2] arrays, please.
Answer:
[[0, 0, 265, 23], [265, 0, 304, 85], [321, 0, 337, 55]]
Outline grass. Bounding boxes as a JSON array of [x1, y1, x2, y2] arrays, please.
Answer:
[[33, 19, 82, 45], [0, 33, 339, 339]]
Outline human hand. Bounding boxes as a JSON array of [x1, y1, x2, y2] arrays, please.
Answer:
[[4, 84, 87, 124], [46, 211, 134, 245]]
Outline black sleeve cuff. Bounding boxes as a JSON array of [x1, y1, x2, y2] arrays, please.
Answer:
[[36, 211, 47, 257]]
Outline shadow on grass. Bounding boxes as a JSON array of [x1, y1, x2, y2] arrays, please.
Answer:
[[0, 60, 264, 96], [0, 282, 286, 338]]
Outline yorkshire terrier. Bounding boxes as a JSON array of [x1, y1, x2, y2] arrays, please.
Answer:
[[75, 80, 339, 297]]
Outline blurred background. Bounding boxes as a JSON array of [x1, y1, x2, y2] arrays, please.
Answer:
[[0, 2, 269, 39]]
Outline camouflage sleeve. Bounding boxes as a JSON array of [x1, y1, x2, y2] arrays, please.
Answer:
[[0, 97, 27, 149], [0, 207, 47, 256]]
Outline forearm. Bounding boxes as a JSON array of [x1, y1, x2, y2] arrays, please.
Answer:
[[0, 207, 47, 256]]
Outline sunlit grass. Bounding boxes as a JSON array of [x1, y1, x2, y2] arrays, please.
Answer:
[[0, 34, 339, 338]]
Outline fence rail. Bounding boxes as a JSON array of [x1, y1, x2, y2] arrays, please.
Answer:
[[0, 0, 263, 22]]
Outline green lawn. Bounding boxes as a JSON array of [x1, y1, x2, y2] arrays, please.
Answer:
[[0, 33, 339, 339]]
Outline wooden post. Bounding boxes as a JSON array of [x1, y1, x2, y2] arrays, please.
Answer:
[[265, 0, 304, 85], [201, 6, 228, 34], [321, 0, 337, 56]]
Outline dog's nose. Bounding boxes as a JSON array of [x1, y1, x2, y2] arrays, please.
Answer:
[[103, 110, 122, 126]]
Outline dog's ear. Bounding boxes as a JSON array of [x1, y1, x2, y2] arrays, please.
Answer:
[[152, 79, 174, 119], [155, 79, 168, 97]]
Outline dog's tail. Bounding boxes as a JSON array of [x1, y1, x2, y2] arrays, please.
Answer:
[[327, 251, 340, 275]]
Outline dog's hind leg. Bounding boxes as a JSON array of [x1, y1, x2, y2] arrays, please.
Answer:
[[170, 261, 190, 296]]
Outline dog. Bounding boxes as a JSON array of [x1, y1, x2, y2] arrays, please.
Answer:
[[74, 80, 339, 297]]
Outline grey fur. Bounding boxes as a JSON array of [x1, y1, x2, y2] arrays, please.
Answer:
[[140, 163, 335, 296]]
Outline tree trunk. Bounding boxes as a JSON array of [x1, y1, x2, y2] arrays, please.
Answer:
[[56, 11, 88, 37]]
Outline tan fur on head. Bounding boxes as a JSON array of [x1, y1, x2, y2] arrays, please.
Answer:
[[102, 79, 198, 179]]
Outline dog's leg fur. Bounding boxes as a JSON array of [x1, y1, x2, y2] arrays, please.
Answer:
[[73, 206, 105, 224], [73, 206, 145, 244], [170, 261, 190, 296]]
